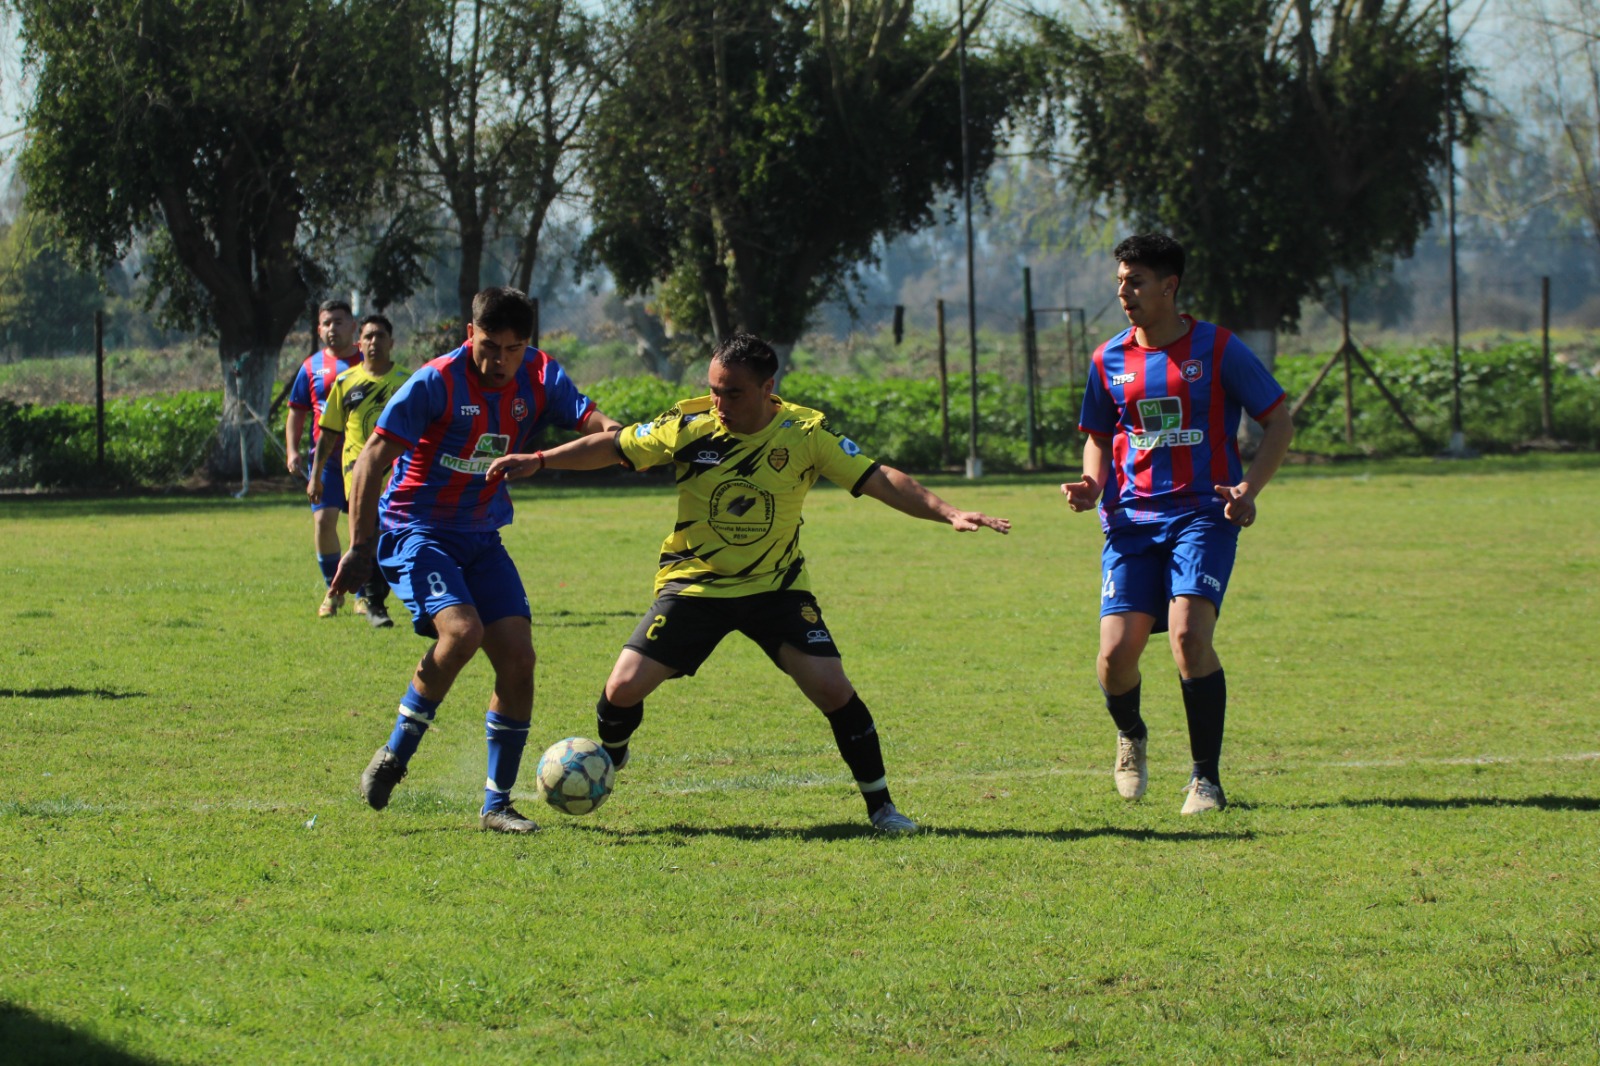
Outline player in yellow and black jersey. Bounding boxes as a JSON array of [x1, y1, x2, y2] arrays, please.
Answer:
[[309, 313, 412, 628], [489, 332, 1010, 834]]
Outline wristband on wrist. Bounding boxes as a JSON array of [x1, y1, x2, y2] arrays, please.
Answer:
[[535, 450, 546, 471]]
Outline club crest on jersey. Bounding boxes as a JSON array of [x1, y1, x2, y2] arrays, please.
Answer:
[[511, 398, 529, 422], [799, 603, 819, 623], [1129, 397, 1204, 449], [1181, 359, 1203, 382], [767, 447, 789, 472]]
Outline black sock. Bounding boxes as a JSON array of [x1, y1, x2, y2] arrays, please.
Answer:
[[596, 694, 643, 763], [826, 694, 891, 814], [1103, 681, 1146, 740], [1180, 669, 1226, 785]]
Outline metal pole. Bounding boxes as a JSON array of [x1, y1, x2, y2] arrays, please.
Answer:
[[957, 0, 981, 478], [1341, 288, 1355, 445], [1540, 276, 1554, 438], [1444, 0, 1466, 456], [94, 310, 105, 474], [1022, 266, 1037, 469], [937, 299, 951, 468]]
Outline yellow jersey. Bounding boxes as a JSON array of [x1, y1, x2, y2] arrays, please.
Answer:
[[318, 361, 412, 490], [616, 395, 879, 597]]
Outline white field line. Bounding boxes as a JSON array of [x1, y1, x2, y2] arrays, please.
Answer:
[[5, 753, 1596, 811], [652, 750, 1600, 796]]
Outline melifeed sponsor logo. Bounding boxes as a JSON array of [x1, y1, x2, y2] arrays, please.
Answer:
[[1130, 396, 1204, 449]]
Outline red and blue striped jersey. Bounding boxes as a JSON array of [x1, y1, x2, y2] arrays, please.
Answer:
[[288, 348, 362, 446], [1079, 316, 1284, 530], [374, 344, 597, 533]]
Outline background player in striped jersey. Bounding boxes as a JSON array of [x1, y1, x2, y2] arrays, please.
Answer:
[[331, 287, 622, 834], [286, 299, 362, 618], [308, 313, 411, 628], [488, 332, 1011, 835], [1061, 233, 1294, 814]]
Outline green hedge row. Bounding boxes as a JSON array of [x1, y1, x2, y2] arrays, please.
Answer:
[[4, 344, 1596, 489], [0, 392, 224, 489]]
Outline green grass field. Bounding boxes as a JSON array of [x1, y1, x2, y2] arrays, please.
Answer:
[[3, 457, 1598, 1065]]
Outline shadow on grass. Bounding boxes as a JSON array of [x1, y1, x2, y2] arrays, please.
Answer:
[[0, 686, 146, 700], [563, 821, 1254, 843], [1248, 795, 1600, 813], [0, 1003, 170, 1066]]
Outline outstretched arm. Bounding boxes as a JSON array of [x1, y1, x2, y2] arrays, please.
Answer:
[[857, 465, 1010, 534], [1214, 404, 1294, 528], [487, 427, 624, 481], [1061, 434, 1111, 512]]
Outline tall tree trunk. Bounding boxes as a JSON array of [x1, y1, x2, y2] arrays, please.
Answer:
[[211, 340, 281, 478], [457, 218, 485, 328], [626, 300, 683, 383]]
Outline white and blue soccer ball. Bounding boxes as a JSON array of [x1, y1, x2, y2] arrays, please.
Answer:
[[536, 736, 615, 816]]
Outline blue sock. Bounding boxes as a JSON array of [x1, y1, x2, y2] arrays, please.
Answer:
[[482, 711, 531, 815], [386, 685, 440, 764], [317, 552, 341, 587]]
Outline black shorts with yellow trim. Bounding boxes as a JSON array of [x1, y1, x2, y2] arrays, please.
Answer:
[[622, 591, 841, 677]]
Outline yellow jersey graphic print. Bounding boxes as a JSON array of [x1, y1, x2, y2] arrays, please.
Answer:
[[616, 395, 878, 597]]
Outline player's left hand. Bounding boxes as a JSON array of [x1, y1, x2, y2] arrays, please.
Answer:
[[306, 476, 322, 505], [1214, 481, 1257, 527], [487, 453, 543, 482], [950, 510, 1010, 534]]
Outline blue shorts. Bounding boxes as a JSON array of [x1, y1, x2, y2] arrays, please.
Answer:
[[310, 454, 348, 513], [1099, 509, 1239, 633], [377, 526, 530, 638]]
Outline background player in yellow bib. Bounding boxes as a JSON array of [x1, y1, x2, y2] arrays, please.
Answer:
[[488, 332, 1010, 833], [309, 313, 412, 628]]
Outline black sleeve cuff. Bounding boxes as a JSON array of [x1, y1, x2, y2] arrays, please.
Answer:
[[849, 462, 882, 497], [612, 427, 635, 470]]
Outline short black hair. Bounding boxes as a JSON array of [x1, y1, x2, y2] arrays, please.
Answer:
[[317, 299, 354, 317], [711, 332, 778, 383], [359, 313, 394, 337], [1114, 234, 1185, 287], [471, 287, 535, 338]]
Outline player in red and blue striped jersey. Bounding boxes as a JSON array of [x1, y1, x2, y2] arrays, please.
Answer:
[[286, 299, 363, 618], [331, 287, 622, 834], [1062, 234, 1294, 815]]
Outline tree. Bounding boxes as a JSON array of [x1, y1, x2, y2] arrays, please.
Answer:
[[0, 206, 104, 354], [1511, 0, 1600, 250], [1039, 0, 1478, 366], [584, 0, 1042, 377], [412, 0, 607, 327], [12, 0, 431, 474]]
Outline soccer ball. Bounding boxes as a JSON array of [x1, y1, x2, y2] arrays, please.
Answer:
[[535, 736, 615, 815]]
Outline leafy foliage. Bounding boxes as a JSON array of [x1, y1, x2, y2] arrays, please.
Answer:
[[0, 392, 224, 488], [0, 210, 105, 354], [1039, 0, 1478, 332], [585, 0, 1044, 349], [13, 0, 434, 471]]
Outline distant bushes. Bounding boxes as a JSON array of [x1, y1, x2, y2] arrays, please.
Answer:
[[1275, 342, 1600, 455], [0, 391, 222, 489], [3, 342, 1595, 489]]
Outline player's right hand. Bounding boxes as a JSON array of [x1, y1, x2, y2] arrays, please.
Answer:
[[331, 546, 373, 595], [306, 476, 322, 505], [1060, 475, 1100, 512], [287, 451, 305, 479]]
